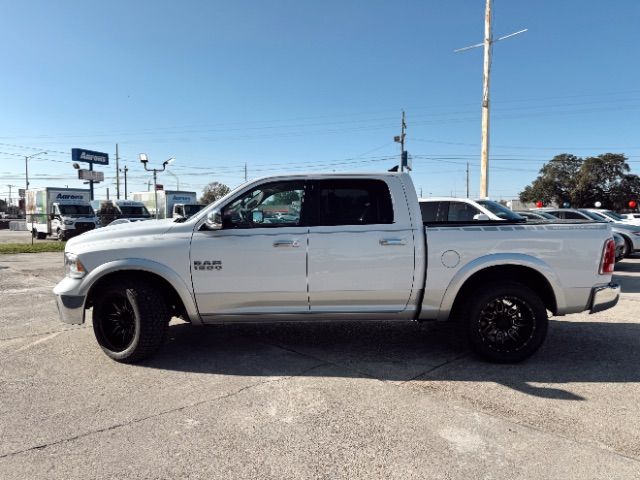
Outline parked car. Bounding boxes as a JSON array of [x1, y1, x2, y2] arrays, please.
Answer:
[[613, 233, 626, 262], [584, 208, 640, 226], [419, 197, 524, 222], [540, 208, 640, 257], [54, 173, 619, 364], [515, 210, 558, 221]]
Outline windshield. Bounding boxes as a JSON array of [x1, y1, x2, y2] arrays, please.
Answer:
[[579, 209, 608, 221], [57, 204, 94, 216], [184, 204, 204, 217], [536, 211, 557, 219], [119, 206, 151, 217], [476, 200, 524, 221], [602, 210, 625, 221]]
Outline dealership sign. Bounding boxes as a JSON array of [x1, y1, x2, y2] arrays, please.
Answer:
[[71, 148, 109, 165], [78, 169, 104, 182]]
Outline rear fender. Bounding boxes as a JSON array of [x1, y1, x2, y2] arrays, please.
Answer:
[[436, 253, 564, 321]]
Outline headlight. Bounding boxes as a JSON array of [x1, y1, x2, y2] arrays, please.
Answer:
[[64, 253, 86, 279], [63, 220, 74, 225]]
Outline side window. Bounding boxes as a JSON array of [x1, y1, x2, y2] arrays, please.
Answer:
[[563, 211, 584, 219], [316, 179, 393, 226], [420, 201, 448, 222], [447, 202, 481, 221], [221, 181, 305, 228], [420, 202, 438, 222]]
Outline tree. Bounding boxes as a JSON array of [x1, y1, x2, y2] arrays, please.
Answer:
[[519, 154, 582, 206], [0, 199, 6, 213], [200, 182, 231, 205], [572, 154, 629, 209], [519, 153, 635, 209]]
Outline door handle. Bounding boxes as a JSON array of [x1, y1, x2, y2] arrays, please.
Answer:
[[379, 238, 406, 246], [273, 239, 300, 248]]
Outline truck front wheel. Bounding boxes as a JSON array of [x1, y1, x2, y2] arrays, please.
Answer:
[[36, 231, 46, 240], [459, 281, 548, 363], [92, 282, 170, 363]]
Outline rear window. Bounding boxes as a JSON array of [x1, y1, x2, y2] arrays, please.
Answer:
[[316, 179, 393, 226]]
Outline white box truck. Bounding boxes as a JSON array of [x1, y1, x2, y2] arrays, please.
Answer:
[[131, 190, 201, 219], [91, 199, 152, 226], [26, 187, 98, 240]]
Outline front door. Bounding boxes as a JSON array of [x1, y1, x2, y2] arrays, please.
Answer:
[[191, 180, 309, 317]]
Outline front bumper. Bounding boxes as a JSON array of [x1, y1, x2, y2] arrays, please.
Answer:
[[589, 282, 621, 314], [53, 277, 86, 324]]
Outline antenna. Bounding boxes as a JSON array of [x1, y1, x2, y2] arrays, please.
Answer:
[[455, 0, 527, 198]]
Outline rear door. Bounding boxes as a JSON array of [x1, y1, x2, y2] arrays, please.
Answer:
[[307, 178, 416, 313]]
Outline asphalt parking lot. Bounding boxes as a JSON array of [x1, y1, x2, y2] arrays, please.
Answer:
[[1, 247, 639, 479]]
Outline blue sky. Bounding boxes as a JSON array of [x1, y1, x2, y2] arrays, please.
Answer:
[[1, 0, 639, 202]]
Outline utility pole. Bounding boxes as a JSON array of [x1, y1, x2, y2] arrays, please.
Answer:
[[455, 0, 527, 198], [7, 185, 12, 207], [466, 162, 470, 198], [115, 143, 120, 199], [123, 166, 128, 199], [244, 163, 248, 182], [394, 110, 407, 172], [480, 0, 491, 199]]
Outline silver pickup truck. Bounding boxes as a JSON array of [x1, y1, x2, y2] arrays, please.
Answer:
[[54, 173, 620, 363]]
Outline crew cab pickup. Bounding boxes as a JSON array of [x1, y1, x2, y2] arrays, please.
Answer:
[[53, 173, 620, 363]]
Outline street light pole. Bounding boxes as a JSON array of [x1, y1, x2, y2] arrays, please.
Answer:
[[139, 154, 175, 220], [24, 151, 48, 196]]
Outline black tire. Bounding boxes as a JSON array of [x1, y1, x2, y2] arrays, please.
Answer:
[[622, 236, 633, 258], [36, 231, 46, 240], [457, 281, 548, 363], [31, 229, 37, 238], [92, 281, 170, 363]]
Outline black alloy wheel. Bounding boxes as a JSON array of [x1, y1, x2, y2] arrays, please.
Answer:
[[95, 292, 136, 353], [477, 295, 536, 354], [461, 281, 548, 363]]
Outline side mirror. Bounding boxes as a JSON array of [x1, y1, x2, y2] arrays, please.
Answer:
[[473, 213, 490, 221], [205, 208, 223, 230]]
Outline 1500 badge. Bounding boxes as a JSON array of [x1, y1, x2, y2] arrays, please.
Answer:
[[193, 260, 222, 271]]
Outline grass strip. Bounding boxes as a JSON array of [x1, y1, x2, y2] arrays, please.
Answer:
[[0, 242, 66, 254]]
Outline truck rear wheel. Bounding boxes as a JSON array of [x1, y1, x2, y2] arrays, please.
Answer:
[[458, 281, 548, 363], [36, 231, 46, 240], [92, 281, 170, 363]]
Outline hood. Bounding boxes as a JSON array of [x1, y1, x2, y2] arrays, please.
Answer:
[[66, 218, 176, 249]]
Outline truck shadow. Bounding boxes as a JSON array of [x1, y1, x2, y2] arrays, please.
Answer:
[[142, 318, 640, 401], [613, 259, 640, 293]]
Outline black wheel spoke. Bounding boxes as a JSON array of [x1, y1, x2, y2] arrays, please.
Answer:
[[477, 295, 536, 353], [96, 293, 136, 352]]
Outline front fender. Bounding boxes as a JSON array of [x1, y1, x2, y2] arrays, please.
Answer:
[[436, 253, 565, 321], [80, 258, 202, 325]]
